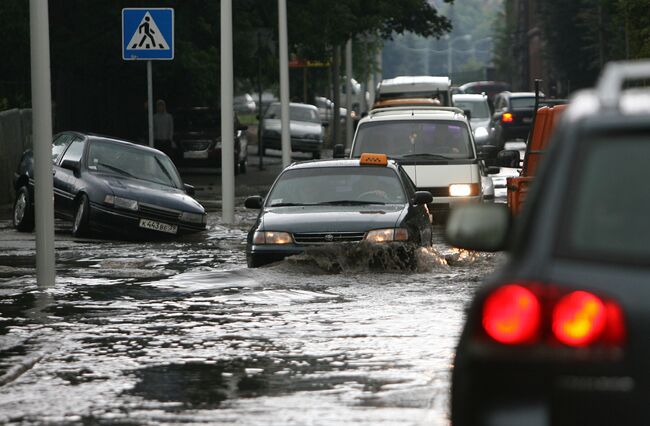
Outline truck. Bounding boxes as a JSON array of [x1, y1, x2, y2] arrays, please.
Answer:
[[498, 81, 567, 215]]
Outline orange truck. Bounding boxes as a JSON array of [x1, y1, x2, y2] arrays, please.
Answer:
[[506, 102, 567, 215]]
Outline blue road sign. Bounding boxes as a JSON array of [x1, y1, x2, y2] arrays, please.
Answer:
[[122, 8, 174, 60]]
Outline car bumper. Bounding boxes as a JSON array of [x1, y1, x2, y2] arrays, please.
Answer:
[[263, 137, 322, 153], [452, 344, 635, 426], [90, 203, 205, 236]]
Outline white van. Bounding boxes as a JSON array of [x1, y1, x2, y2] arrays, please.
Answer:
[[376, 76, 452, 106], [350, 107, 491, 219]]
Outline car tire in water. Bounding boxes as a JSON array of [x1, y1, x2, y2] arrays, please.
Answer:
[[13, 186, 35, 232], [72, 194, 90, 237]]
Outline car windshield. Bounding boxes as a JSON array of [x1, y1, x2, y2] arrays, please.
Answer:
[[176, 109, 220, 131], [265, 104, 320, 123], [510, 97, 536, 109], [453, 100, 491, 119], [559, 136, 650, 265], [267, 167, 406, 206], [352, 120, 474, 159], [87, 140, 183, 189]]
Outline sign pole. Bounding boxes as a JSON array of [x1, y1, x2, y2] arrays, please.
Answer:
[[220, 0, 235, 224], [29, 0, 56, 288], [278, 0, 291, 168], [147, 60, 154, 147]]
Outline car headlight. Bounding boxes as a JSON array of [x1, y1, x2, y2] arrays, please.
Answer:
[[104, 195, 138, 211], [180, 211, 206, 224], [365, 228, 409, 243], [253, 231, 293, 245], [474, 127, 489, 138], [449, 183, 478, 197]]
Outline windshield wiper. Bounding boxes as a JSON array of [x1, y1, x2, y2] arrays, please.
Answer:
[[97, 162, 137, 178], [268, 202, 314, 207], [400, 153, 452, 160], [154, 156, 176, 187], [315, 200, 386, 205]]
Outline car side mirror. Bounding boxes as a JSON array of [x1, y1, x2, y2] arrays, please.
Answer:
[[412, 191, 433, 206], [463, 109, 472, 120], [245, 195, 264, 209], [496, 150, 521, 168], [333, 144, 345, 159], [446, 204, 511, 252], [60, 159, 80, 174], [184, 183, 196, 196], [485, 166, 500, 175]]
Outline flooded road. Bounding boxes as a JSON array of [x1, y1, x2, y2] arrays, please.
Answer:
[[0, 203, 503, 425]]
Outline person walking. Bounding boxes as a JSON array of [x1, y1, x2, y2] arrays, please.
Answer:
[[153, 99, 176, 160]]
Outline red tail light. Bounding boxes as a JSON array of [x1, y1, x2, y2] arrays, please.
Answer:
[[552, 291, 606, 346], [502, 112, 514, 123], [482, 285, 541, 344], [481, 285, 626, 348]]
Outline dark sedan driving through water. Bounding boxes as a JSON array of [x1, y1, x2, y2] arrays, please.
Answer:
[[244, 153, 433, 267], [13, 131, 207, 238]]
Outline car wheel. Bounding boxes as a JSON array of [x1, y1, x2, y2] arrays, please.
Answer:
[[13, 186, 35, 232], [72, 194, 90, 237], [239, 160, 247, 174]]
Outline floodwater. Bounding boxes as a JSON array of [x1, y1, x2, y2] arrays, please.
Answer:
[[0, 206, 503, 425]]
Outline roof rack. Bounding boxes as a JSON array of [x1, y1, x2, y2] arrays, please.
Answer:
[[369, 106, 466, 116], [598, 60, 650, 109]]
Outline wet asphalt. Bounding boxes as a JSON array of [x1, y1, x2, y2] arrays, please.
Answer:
[[0, 150, 505, 425]]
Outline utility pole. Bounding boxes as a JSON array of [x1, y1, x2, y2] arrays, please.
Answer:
[[220, 0, 235, 224], [29, 0, 56, 288], [345, 39, 353, 149], [278, 0, 291, 168], [332, 46, 341, 147]]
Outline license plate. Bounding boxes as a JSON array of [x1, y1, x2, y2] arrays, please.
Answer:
[[183, 151, 209, 159], [139, 219, 178, 234], [522, 117, 532, 123]]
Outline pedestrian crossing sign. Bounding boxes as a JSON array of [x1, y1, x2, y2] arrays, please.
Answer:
[[122, 8, 174, 60]]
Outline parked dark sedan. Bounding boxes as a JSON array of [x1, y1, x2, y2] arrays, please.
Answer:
[[260, 102, 324, 159], [244, 154, 433, 267], [13, 132, 206, 238], [446, 61, 650, 426], [174, 107, 248, 173]]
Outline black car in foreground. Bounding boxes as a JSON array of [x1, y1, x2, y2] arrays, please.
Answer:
[[244, 154, 433, 267], [446, 60, 650, 425], [13, 131, 206, 238]]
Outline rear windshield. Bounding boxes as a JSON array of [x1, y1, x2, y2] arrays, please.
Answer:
[[510, 97, 536, 109], [267, 167, 406, 206], [453, 100, 490, 119], [352, 120, 474, 160], [558, 135, 650, 265]]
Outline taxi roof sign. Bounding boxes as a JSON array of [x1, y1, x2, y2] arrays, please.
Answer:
[[360, 153, 388, 166]]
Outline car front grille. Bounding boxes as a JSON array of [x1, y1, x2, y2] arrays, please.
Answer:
[[420, 187, 449, 197], [182, 140, 211, 151], [293, 232, 366, 244], [138, 203, 181, 222]]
